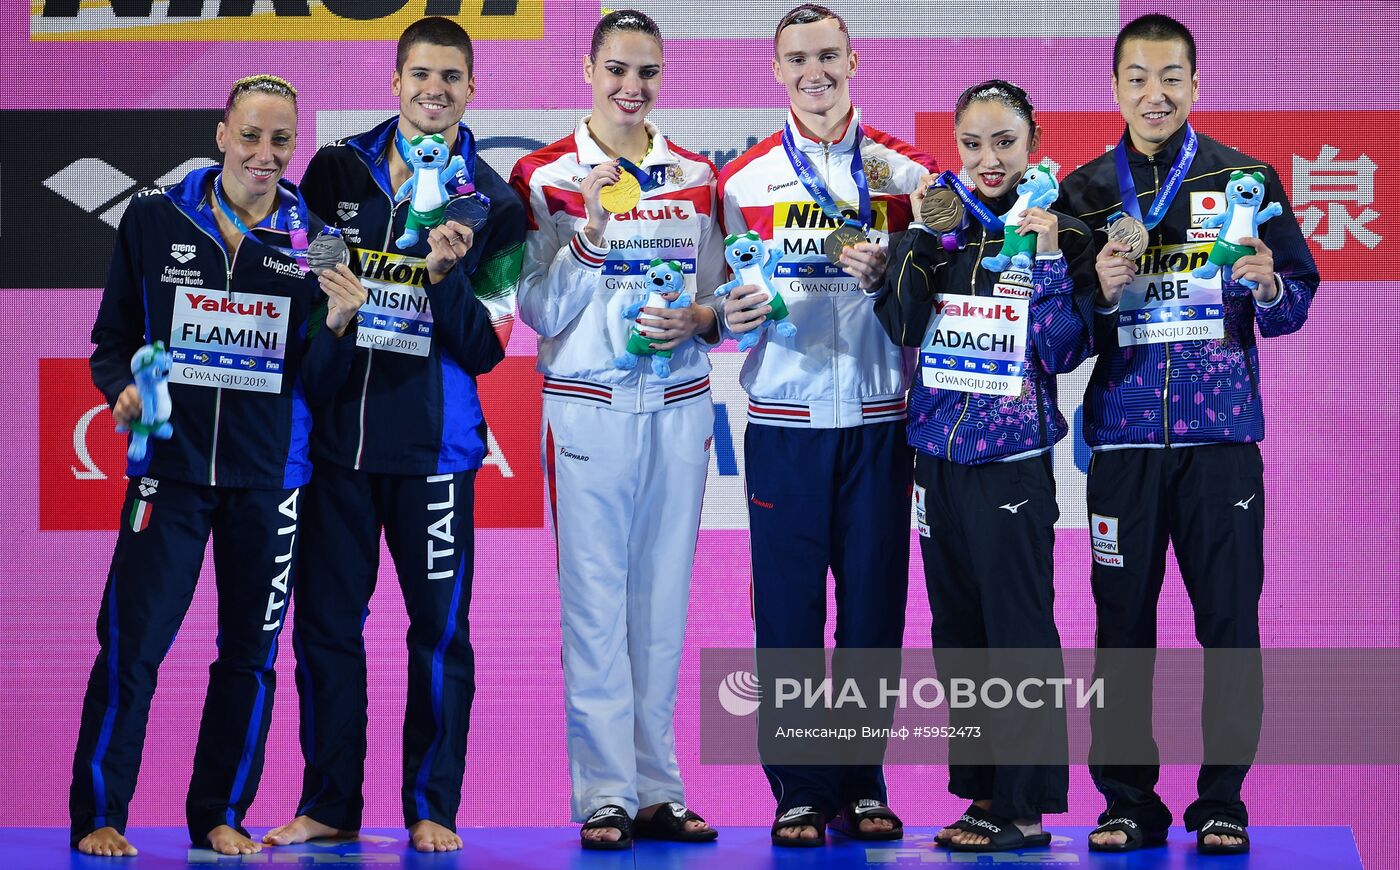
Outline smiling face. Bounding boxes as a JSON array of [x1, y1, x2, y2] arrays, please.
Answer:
[[955, 100, 1036, 200], [215, 92, 296, 204], [1113, 36, 1198, 155], [393, 42, 474, 139], [585, 30, 663, 132], [773, 17, 856, 129]]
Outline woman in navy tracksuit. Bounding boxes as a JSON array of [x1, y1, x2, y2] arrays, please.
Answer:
[[875, 80, 1095, 854], [69, 75, 365, 858]]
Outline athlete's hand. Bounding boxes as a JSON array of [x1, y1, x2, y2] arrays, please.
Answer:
[[907, 172, 940, 220], [1233, 236, 1279, 303], [1094, 242, 1138, 307], [320, 264, 368, 337], [113, 384, 141, 428], [723, 283, 771, 335], [426, 220, 474, 284], [640, 294, 718, 350], [839, 241, 888, 290], [1018, 207, 1060, 256], [580, 161, 622, 247]]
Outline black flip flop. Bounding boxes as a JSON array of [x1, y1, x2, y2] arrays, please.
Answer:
[[1197, 819, 1250, 855], [945, 805, 1051, 853], [580, 805, 632, 851], [934, 803, 978, 846], [828, 799, 903, 841], [1088, 816, 1169, 852], [771, 806, 825, 848], [634, 802, 718, 843]]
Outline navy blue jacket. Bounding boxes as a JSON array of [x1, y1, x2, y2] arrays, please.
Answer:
[[1059, 124, 1319, 448], [299, 116, 526, 475], [90, 166, 358, 489]]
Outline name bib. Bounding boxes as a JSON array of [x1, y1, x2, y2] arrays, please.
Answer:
[[1117, 270, 1223, 347], [354, 247, 434, 356], [920, 294, 1028, 397], [170, 289, 288, 394], [771, 199, 890, 287]]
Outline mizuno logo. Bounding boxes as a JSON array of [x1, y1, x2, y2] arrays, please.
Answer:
[[44, 156, 216, 228], [1000, 499, 1029, 514], [1234, 494, 1257, 510]]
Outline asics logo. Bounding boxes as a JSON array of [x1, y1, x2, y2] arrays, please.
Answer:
[[999, 499, 1029, 514], [44, 157, 216, 229], [1234, 494, 1257, 510]]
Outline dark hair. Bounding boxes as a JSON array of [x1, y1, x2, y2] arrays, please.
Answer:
[[774, 3, 850, 50], [396, 16, 473, 75], [590, 9, 662, 60], [224, 74, 297, 120], [1114, 14, 1196, 75], [954, 79, 1036, 136]]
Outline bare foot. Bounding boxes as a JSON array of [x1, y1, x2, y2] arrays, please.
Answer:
[[937, 799, 990, 845], [410, 819, 462, 852], [637, 802, 711, 835], [581, 825, 622, 844], [1089, 828, 1128, 848], [860, 816, 895, 835], [949, 807, 1041, 848], [208, 824, 261, 856], [76, 827, 138, 857], [774, 824, 820, 842], [1203, 832, 1246, 848], [263, 815, 356, 845]]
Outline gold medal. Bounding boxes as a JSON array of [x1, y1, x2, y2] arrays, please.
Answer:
[[1107, 215, 1148, 260], [920, 187, 964, 232], [823, 224, 868, 265], [599, 172, 642, 214]]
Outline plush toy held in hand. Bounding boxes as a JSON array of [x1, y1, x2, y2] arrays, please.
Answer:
[[1191, 170, 1282, 290], [981, 160, 1059, 273], [715, 230, 795, 352], [394, 134, 466, 249], [117, 341, 173, 462], [615, 258, 691, 378]]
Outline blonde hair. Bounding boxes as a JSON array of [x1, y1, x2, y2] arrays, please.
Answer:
[[224, 74, 297, 119]]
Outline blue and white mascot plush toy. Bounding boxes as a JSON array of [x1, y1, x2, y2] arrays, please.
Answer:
[[715, 230, 795, 352], [117, 341, 173, 462], [615, 258, 691, 378], [1191, 170, 1282, 290], [394, 133, 466, 249]]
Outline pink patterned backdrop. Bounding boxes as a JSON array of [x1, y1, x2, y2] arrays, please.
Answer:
[[2, 1, 1396, 866]]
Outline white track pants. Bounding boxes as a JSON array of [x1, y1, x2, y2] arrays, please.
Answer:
[[542, 396, 713, 822]]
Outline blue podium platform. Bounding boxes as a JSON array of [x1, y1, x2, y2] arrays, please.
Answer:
[[19, 826, 1362, 869]]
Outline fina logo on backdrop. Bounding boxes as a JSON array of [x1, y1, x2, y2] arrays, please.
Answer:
[[31, 0, 542, 41]]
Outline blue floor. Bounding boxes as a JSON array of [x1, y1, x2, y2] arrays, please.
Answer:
[[21, 826, 1361, 869]]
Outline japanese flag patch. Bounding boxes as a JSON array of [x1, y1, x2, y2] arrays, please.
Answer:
[[1091, 513, 1122, 567]]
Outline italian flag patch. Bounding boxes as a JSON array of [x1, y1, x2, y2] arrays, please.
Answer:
[[129, 499, 153, 533]]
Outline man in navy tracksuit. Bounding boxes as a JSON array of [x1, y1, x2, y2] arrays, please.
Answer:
[[262, 18, 524, 854], [1057, 14, 1318, 856], [71, 153, 360, 855]]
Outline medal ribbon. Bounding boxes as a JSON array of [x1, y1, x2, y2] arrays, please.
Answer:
[[781, 123, 871, 231], [616, 157, 663, 192], [935, 170, 1003, 232], [1111, 122, 1198, 229], [213, 174, 310, 272]]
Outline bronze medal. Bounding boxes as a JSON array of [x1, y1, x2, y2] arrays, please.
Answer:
[[920, 187, 964, 232], [823, 223, 867, 265], [1107, 215, 1148, 260]]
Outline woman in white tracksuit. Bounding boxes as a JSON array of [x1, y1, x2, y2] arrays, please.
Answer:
[[509, 9, 724, 850]]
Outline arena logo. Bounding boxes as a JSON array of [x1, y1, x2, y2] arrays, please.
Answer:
[[32, 0, 542, 42], [0, 110, 223, 289], [38, 355, 547, 530]]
